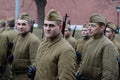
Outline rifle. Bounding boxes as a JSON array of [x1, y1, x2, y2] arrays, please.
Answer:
[[30, 20, 35, 33], [62, 13, 69, 37], [72, 26, 77, 37]]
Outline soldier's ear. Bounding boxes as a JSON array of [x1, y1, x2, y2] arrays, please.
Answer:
[[101, 25, 105, 32], [113, 31, 115, 36], [59, 25, 62, 30]]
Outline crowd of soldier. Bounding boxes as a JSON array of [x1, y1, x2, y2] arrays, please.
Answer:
[[0, 8, 120, 80]]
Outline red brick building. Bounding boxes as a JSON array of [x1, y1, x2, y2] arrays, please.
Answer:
[[0, 0, 120, 25]]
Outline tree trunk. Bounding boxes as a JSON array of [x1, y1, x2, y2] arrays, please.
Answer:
[[34, 0, 47, 38]]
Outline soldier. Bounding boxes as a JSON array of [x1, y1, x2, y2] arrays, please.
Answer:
[[105, 22, 120, 54], [76, 23, 90, 55], [19, 12, 42, 40], [75, 23, 90, 71], [0, 34, 8, 80], [76, 13, 119, 80], [2, 17, 17, 42], [0, 17, 18, 80], [34, 9, 76, 80], [12, 14, 41, 80], [64, 24, 77, 49]]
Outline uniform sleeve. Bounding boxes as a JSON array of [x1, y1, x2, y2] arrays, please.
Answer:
[[102, 44, 119, 80], [58, 49, 76, 80], [0, 35, 7, 66], [29, 39, 40, 64]]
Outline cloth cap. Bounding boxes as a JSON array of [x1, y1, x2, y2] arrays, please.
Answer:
[[107, 22, 116, 31], [0, 19, 6, 26], [7, 17, 15, 24], [17, 15, 31, 23], [19, 13, 29, 17], [89, 13, 106, 25], [83, 23, 89, 28], [45, 9, 62, 21]]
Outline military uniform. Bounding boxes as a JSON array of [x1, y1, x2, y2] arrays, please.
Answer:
[[0, 17, 17, 80], [65, 35, 76, 49], [75, 23, 90, 71], [12, 32, 40, 80], [2, 29, 17, 42], [76, 38, 90, 55], [112, 39, 120, 54], [34, 9, 76, 80], [64, 24, 77, 49], [0, 35, 7, 80], [1, 29, 17, 80], [80, 35, 119, 80], [105, 22, 120, 55], [78, 13, 119, 80], [34, 33, 76, 80]]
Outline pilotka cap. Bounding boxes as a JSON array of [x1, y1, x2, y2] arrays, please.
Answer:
[[107, 22, 116, 31], [89, 13, 106, 25], [45, 9, 62, 21]]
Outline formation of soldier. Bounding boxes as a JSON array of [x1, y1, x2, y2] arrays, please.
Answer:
[[0, 8, 120, 80]]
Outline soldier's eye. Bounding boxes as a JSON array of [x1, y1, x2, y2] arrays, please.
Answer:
[[17, 23, 27, 26], [44, 24, 48, 27], [105, 31, 110, 33], [49, 24, 55, 27], [89, 23, 96, 27]]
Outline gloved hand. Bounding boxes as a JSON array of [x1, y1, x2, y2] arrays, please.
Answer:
[[7, 54, 14, 64], [27, 65, 36, 79], [7, 42, 13, 49], [75, 71, 81, 80], [76, 51, 82, 64]]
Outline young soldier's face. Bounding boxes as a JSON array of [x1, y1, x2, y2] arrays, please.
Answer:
[[105, 27, 114, 39], [88, 23, 104, 36], [44, 20, 61, 38], [64, 28, 71, 38], [16, 19, 30, 34], [81, 27, 89, 37]]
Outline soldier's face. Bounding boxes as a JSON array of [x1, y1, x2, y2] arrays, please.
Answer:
[[81, 27, 89, 37], [105, 27, 114, 39], [16, 19, 30, 34], [44, 20, 61, 38], [64, 28, 71, 38], [88, 23, 104, 36]]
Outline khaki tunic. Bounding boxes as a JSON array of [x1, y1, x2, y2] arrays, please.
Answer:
[[1, 29, 18, 79], [65, 36, 76, 49], [12, 32, 40, 80], [1, 28, 18, 42], [0, 35, 7, 67], [75, 37, 90, 71], [76, 37, 90, 55], [34, 33, 76, 80], [80, 35, 119, 80], [0, 35, 7, 80], [112, 39, 120, 55]]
